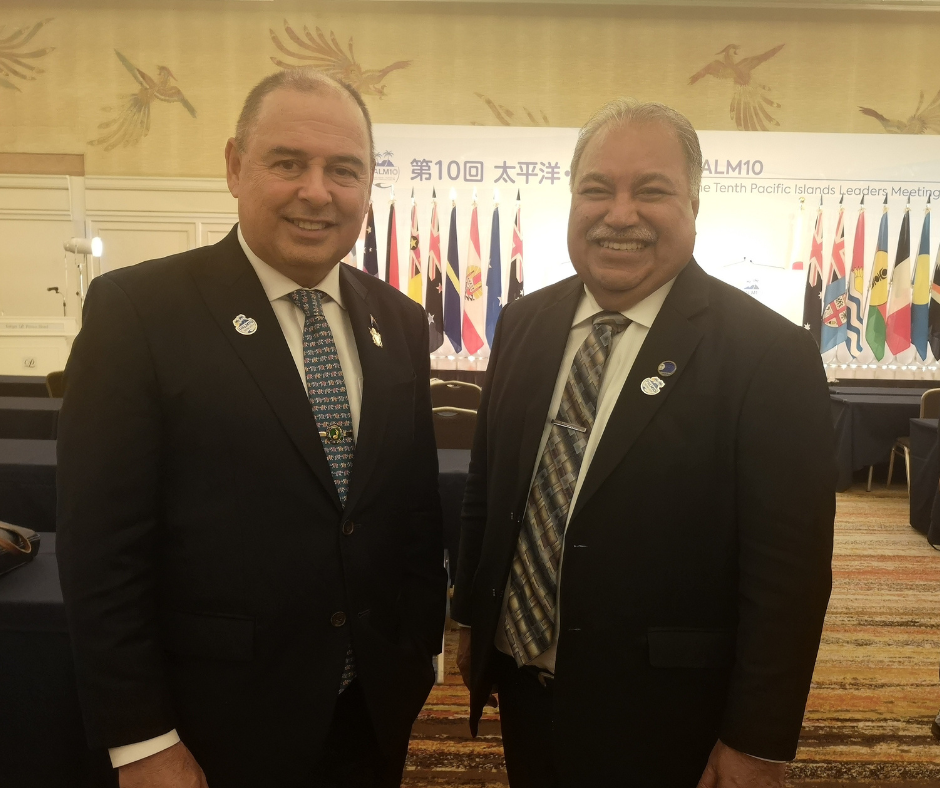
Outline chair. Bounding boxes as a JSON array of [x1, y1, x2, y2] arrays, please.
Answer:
[[432, 407, 477, 450], [430, 380, 482, 410], [45, 370, 65, 398], [886, 388, 940, 492]]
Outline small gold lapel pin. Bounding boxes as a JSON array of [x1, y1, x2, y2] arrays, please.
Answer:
[[369, 315, 383, 348]]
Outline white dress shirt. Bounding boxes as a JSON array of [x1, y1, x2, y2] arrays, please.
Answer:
[[493, 278, 675, 674], [109, 227, 363, 768]]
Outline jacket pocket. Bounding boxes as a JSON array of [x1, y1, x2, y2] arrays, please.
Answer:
[[647, 627, 734, 669], [161, 609, 254, 661]]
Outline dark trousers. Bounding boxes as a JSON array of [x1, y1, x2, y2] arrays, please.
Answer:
[[492, 651, 560, 788], [313, 681, 408, 788]]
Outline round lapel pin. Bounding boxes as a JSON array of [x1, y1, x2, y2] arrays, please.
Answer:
[[232, 314, 257, 335], [658, 360, 677, 376], [640, 376, 665, 396]]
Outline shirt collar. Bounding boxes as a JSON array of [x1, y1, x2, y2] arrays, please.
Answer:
[[572, 276, 676, 330], [237, 224, 345, 310]]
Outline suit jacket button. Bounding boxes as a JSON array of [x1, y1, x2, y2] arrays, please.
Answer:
[[331, 611, 347, 627], [342, 520, 354, 535]]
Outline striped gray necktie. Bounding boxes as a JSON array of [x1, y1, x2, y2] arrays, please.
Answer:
[[289, 288, 357, 693], [503, 311, 630, 666]]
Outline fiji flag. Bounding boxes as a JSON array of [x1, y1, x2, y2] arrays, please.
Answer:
[[911, 200, 931, 360], [485, 205, 502, 348], [444, 199, 462, 352], [821, 204, 847, 353], [844, 200, 866, 357]]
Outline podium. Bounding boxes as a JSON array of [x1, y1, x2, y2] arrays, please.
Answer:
[[0, 317, 77, 376]]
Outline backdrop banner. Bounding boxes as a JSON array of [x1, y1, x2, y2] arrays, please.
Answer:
[[368, 124, 940, 374]]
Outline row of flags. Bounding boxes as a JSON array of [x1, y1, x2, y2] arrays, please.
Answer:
[[799, 197, 940, 362], [353, 190, 524, 354]]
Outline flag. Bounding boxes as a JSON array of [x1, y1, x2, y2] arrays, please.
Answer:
[[426, 194, 444, 352], [461, 204, 486, 354], [507, 193, 524, 303], [444, 200, 462, 352], [885, 205, 912, 356], [865, 200, 890, 360], [408, 197, 422, 304], [802, 201, 824, 347], [363, 203, 378, 277], [844, 202, 866, 357], [790, 199, 805, 270], [820, 204, 847, 353], [911, 201, 931, 360], [384, 201, 399, 289], [485, 204, 502, 348], [929, 228, 940, 360]]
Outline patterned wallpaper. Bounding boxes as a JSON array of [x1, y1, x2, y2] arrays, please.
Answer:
[[2, 1, 939, 177]]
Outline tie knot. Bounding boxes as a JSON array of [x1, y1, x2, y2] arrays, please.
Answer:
[[289, 288, 325, 319], [593, 311, 630, 336]]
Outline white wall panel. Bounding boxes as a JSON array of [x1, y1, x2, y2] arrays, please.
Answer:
[[0, 218, 79, 317], [201, 220, 237, 247], [91, 221, 196, 275]]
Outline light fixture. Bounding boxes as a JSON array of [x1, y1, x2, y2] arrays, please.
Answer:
[[64, 237, 103, 257]]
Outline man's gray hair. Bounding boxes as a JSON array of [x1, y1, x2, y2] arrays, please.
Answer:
[[234, 68, 375, 162], [569, 99, 702, 199]]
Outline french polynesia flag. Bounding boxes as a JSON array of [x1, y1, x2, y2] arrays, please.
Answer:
[[461, 203, 485, 354]]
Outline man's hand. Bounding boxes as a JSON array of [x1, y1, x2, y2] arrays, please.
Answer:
[[696, 740, 786, 788], [119, 741, 208, 788], [456, 627, 497, 707]]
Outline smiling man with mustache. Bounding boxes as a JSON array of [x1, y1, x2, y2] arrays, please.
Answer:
[[57, 69, 444, 788], [452, 99, 835, 788]]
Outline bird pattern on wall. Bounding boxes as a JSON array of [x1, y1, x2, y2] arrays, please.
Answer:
[[270, 21, 411, 99], [473, 93, 550, 127], [0, 18, 54, 92], [89, 50, 197, 152], [859, 89, 940, 134], [689, 43, 785, 131]]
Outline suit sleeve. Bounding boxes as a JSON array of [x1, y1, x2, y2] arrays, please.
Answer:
[[400, 302, 447, 655], [56, 275, 176, 749], [719, 328, 836, 760], [450, 307, 506, 626]]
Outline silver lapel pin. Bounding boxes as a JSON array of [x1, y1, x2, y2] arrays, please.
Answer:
[[232, 314, 257, 335], [641, 376, 665, 396]]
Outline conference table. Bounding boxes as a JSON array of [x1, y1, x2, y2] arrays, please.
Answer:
[[0, 447, 471, 788], [0, 396, 61, 440], [0, 374, 49, 398], [830, 387, 928, 491], [0, 439, 57, 532]]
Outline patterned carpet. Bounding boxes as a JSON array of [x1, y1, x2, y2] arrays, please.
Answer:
[[403, 487, 940, 786]]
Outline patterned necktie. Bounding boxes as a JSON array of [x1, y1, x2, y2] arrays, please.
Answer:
[[503, 311, 631, 666], [288, 288, 357, 693]]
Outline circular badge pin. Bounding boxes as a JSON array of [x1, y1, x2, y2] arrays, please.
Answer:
[[658, 360, 677, 377], [326, 425, 345, 443], [232, 314, 257, 336], [640, 376, 665, 396]]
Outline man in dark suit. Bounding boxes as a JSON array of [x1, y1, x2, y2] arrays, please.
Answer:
[[57, 69, 444, 788], [453, 100, 835, 788]]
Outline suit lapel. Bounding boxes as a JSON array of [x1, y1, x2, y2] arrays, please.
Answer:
[[510, 277, 584, 512], [190, 228, 342, 511], [340, 265, 414, 514], [571, 260, 709, 521]]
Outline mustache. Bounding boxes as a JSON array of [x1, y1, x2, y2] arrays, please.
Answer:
[[586, 225, 657, 244]]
